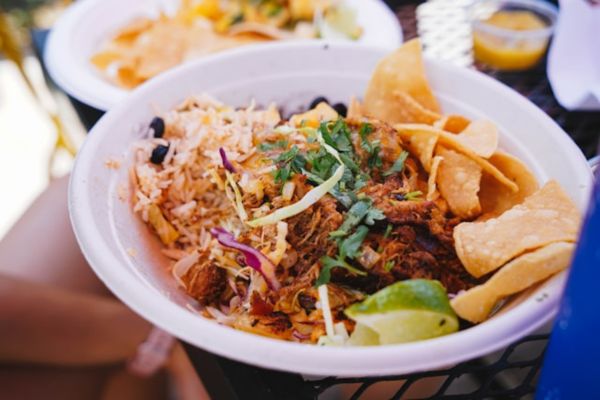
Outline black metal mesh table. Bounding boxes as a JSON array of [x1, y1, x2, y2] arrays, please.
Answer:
[[33, 1, 599, 398]]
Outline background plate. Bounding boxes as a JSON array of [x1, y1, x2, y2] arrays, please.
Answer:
[[45, 0, 402, 111]]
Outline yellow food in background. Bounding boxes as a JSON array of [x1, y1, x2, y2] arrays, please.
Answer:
[[485, 10, 546, 30], [473, 10, 549, 70]]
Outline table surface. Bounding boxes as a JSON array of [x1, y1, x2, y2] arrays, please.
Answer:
[[32, 1, 600, 399]]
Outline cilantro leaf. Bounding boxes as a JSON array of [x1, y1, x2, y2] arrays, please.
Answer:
[[384, 260, 395, 272], [274, 165, 291, 185], [332, 200, 371, 237], [273, 145, 306, 185], [319, 119, 353, 153], [365, 207, 385, 225], [383, 151, 409, 177], [383, 223, 393, 239], [359, 122, 383, 170], [257, 140, 289, 152], [339, 225, 369, 260], [315, 255, 367, 286]]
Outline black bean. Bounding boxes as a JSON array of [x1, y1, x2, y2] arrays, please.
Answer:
[[150, 145, 169, 164], [309, 96, 329, 110], [149, 117, 165, 138], [332, 102, 348, 117]]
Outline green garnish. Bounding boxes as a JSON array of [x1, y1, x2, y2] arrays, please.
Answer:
[[320, 119, 353, 152], [383, 151, 409, 177], [383, 223, 393, 239], [316, 224, 372, 286], [231, 12, 245, 24], [315, 255, 368, 287], [339, 225, 369, 259], [329, 199, 385, 238], [258, 140, 288, 152], [384, 260, 395, 272], [273, 145, 306, 185], [359, 122, 382, 170], [404, 191, 423, 201]]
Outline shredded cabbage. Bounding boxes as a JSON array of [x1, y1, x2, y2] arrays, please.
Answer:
[[211, 227, 280, 290], [225, 171, 248, 222], [318, 284, 335, 338], [317, 284, 350, 346], [247, 131, 345, 227], [171, 251, 200, 288]]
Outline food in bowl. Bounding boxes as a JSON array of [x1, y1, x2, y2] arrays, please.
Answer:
[[91, 0, 362, 89], [471, 0, 557, 70], [128, 39, 580, 346]]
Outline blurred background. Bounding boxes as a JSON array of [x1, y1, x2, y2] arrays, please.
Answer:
[[0, 0, 85, 238]]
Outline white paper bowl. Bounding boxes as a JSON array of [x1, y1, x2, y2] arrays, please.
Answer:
[[45, 0, 402, 111], [69, 42, 592, 377]]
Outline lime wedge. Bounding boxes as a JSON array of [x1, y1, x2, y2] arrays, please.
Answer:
[[347, 323, 379, 346], [345, 280, 458, 345]]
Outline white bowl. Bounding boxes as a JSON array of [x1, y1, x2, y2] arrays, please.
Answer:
[[45, 0, 402, 111], [69, 42, 592, 377]]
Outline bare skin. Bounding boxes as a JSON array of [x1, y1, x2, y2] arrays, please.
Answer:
[[0, 176, 209, 400]]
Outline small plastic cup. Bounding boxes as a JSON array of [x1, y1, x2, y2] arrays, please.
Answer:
[[470, 0, 558, 71]]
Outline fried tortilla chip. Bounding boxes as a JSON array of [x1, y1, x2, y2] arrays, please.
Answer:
[[436, 147, 482, 219], [113, 18, 154, 43], [454, 120, 498, 158], [451, 242, 574, 323], [396, 124, 519, 192], [479, 151, 539, 219], [400, 128, 439, 172], [90, 50, 122, 70], [426, 155, 443, 201], [347, 96, 364, 119], [454, 180, 581, 278], [443, 114, 471, 133], [364, 39, 441, 124]]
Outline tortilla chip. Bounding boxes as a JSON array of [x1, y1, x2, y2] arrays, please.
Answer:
[[451, 242, 574, 323], [90, 50, 122, 69], [400, 128, 439, 172], [443, 114, 471, 133], [454, 180, 581, 278], [433, 116, 448, 129], [364, 39, 441, 124], [113, 18, 154, 43], [479, 151, 539, 219], [436, 147, 482, 219], [426, 155, 443, 201], [116, 65, 144, 89], [290, 102, 338, 127], [134, 22, 187, 79], [396, 124, 519, 192], [347, 96, 364, 119], [454, 120, 498, 158]]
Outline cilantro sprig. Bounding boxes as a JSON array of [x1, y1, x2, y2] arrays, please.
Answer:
[[383, 151, 409, 177], [359, 123, 383, 170], [273, 145, 306, 185], [258, 140, 288, 152], [329, 198, 385, 238]]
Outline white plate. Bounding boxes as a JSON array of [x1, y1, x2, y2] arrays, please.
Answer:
[[69, 42, 592, 377], [45, 0, 402, 111]]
